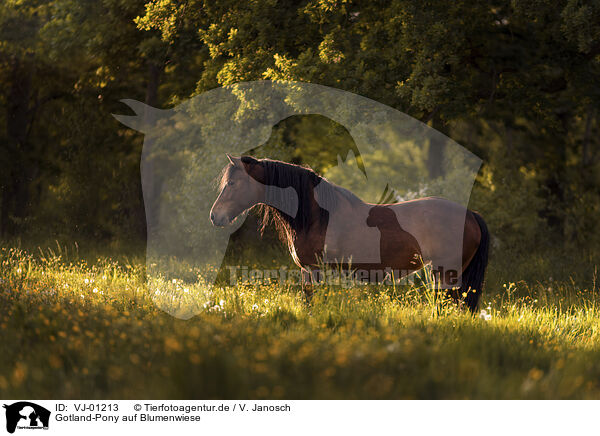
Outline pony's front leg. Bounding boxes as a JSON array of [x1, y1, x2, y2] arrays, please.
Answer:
[[301, 268, 314, 305], [301, 268, 323, 305]]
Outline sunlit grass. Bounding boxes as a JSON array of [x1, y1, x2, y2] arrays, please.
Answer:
[[1, 245, 600, 399]]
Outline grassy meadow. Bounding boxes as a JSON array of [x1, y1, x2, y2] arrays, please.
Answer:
[[1, 241, 600, 400]]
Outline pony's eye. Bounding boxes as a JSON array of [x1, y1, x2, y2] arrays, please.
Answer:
[[227, 180, 235, 186]]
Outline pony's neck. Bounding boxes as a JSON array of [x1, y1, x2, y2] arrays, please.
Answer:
[[262, 184, 302, 219]]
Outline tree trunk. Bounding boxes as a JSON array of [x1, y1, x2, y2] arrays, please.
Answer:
[[145, 61, 161, 108], [582, 106, 596, 168], [426, 117, 446, 180], [140, 60, 164, 240], [2, 58, 34, 235]]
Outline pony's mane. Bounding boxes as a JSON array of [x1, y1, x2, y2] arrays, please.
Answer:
[[224, 157, 361, 242]]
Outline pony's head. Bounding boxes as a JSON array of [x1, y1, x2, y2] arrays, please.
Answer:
[[210, 154, 266, 227], [211, 155, 357, 245]]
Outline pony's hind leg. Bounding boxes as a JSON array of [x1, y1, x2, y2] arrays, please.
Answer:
[[431, 262, 467, 311]]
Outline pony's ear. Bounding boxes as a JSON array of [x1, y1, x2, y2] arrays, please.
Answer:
[[226, 153, 242, 167]]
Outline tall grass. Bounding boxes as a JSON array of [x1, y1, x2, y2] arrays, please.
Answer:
[[1, 244, 600, 399]]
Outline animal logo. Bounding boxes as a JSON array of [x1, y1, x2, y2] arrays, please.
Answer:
[[3, 402, 50, 434], [114, 80, 482, 318]]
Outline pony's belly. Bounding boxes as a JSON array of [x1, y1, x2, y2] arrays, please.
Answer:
[[322, 229, 381, 264]]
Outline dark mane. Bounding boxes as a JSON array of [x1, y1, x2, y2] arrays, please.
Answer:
[[240, 157, 361, 242]]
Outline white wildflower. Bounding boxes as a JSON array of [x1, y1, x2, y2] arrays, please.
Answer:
[[386, 342, 400, 353], [479, 309, 492, 321]]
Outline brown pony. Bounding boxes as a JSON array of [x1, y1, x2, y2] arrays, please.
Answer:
[[210, 155, 489, 312]]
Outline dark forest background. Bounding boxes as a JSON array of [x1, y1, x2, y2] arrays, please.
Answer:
[[1, 0, 599, 281]]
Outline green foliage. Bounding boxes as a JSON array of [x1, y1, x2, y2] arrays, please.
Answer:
[[472, 155, 545, 252], [2, 0, 600, 401], [2, 245, 600, 399], [0, 0, 599, 274]]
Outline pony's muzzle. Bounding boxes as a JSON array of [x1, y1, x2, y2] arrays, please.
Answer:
[[210, 210, 231, 227]]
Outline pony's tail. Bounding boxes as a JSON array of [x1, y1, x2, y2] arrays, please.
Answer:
[[461, 211, 490, 312]]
